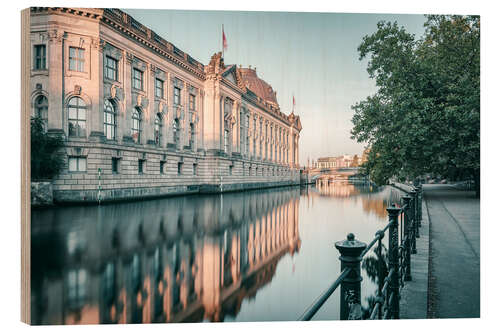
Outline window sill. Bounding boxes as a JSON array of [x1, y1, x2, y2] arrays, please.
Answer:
[[31, 69, 48, 76]]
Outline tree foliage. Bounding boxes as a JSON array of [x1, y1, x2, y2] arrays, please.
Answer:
[[31, 117, 65, 181], [351, 15, 480, 194]]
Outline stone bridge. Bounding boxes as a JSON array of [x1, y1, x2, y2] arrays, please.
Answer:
[[304, 167, 360, 181]]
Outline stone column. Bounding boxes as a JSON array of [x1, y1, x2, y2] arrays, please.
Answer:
[[123, 52, 133, 140], [47, 29, 64, 135], [89, 37, 104, 140], [231, 101, 239, 154]]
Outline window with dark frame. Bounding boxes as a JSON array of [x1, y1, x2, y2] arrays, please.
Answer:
[[35, 95, 48, 131], [34, 45, 46, 70], [68, 97, 86, 137], [133, 68, 143, 90], [154, 113, 162, 146], [68, 156, 87, 172], [193, 163, 197, 176], [189, 94, 195, 111], [138, 159, 145, 174], [104, 100, 116, 140], [105, 56, 118, 81], [160, 161, 165, 174], [112, 157, 119, 174], [132, 108, 141, 143], [177, 162, 183, 175], [155, 78, 164, 99], [174, 87, 181, 105], [69, 47, 85, 72]]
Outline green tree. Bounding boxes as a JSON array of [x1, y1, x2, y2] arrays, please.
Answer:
[[351, 15, 480, 196], [31, 117, 65, 180]]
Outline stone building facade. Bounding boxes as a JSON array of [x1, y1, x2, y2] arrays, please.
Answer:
[[29, 8, 302, 203]]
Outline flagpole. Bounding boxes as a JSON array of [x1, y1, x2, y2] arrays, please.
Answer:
[[222, 24, 224, 60]]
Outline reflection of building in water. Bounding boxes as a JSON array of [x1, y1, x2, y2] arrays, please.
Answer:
[[315, 179, 360, 198], [30, 188, 300, 324], [309, 180, 390, 219]]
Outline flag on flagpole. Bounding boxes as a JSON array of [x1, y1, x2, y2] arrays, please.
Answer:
[[222, 26, 228, 52], [292, 95, 296, 113]]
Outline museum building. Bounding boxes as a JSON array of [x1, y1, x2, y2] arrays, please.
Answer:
[[28, 8, 302, 203]]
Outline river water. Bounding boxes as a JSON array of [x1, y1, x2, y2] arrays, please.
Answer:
[[31, 181, 403, 324]]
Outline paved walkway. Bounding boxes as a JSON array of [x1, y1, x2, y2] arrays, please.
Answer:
[[399, 189, 430, 319], [424, 184, 480, 318]]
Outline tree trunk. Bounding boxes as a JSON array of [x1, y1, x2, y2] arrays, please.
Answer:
[[473, 170, 480, 198]]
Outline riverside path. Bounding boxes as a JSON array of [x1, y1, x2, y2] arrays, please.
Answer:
[[425, 184, 480, 318]]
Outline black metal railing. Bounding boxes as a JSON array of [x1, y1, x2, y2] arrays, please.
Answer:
[[299, 184, 423, 320]]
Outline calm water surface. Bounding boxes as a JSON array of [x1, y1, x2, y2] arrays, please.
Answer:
[[31, 181, 403, 324]]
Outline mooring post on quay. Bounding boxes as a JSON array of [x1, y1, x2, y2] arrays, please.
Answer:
[[335, 233, 367, 320], [387, 205, 401, 319], [402, 196, 412, 281]]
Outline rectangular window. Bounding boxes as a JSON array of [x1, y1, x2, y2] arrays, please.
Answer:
[[155, 78, 164, 99], [68, 157, 86, 172], [177, 162, 183, 175], [133, 68, 143, 90], [189, 94, 196, 111], [138, 159, 145, 174], [69, 47, 85, 72], [112, 158, 119, 174], [160, 161, 165, 174], [224, 129, 229, 154], [34, 45, 46, 70], [229, 165, 233, 176], [105, 56, 118, 81], [193, 163, 197, 176], [174, 87, 181, 105]]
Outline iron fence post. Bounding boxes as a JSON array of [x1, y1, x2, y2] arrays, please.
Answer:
[[375, 230, 385, 319], [417, 184, 423, 229], [409, 190, 418, 254], [402, 196, 412, 281], [335, 233, 367, 320], [387, 205, 400, 319]]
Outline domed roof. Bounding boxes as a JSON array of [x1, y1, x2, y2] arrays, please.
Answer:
[[237, 67, 278, 106]]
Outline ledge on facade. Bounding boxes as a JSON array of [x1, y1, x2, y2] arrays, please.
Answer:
[[46, 128, 65, 138], [122, 135, 134, 143], [231, 152, 242, 158], [205, 149, 226, 157], [89, 131, 106, 143]]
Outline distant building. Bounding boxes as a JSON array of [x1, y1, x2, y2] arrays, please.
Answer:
[[314, 155, 355, 169]]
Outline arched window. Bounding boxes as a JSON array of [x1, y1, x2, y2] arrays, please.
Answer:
[[132, 108, 141, 143], [154, 113, 162, 146], [173, 118, 180, 148], [68, 97, 86, 137], [35, 95, 48, 131], [189, 122, 195, 150], [104, 99, 116, 140]]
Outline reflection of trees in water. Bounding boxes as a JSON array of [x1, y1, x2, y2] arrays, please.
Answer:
[[30, 187, 301, 324]]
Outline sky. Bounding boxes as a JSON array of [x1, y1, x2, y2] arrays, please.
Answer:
[[125, 9, 427, 166]]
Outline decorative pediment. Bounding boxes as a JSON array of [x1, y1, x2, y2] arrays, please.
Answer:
[[222, 66, 238, 85]]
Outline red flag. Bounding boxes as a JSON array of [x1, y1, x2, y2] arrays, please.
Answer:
[[222, 28, 228, 51], [293, 95, 296, 107]]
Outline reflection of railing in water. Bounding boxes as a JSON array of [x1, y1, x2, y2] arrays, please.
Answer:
[[30, 187, 301, 324], [299, 184, 423, 320]]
